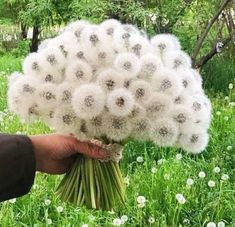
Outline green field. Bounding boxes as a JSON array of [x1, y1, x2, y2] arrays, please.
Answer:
[[0, 55, 234, 226]]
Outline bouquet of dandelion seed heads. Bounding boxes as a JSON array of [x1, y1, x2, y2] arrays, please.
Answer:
[[8, 19, 212, 210]]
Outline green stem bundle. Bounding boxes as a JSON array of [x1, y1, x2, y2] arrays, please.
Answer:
[[56, 155, 125, 210]]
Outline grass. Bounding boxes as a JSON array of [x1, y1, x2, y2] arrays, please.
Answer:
[[0, 55, 235, 227]]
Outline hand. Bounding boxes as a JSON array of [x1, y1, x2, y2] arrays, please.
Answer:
[[30, 134, 109, 174]]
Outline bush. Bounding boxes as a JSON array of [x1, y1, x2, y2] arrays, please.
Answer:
[[201, 55, 235, 94]]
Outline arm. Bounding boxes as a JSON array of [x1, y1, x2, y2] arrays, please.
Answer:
[[0, 134, 108, 202]]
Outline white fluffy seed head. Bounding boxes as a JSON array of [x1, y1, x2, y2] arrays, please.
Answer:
[[103, 114, 132, 141], [178, 131, 209, 154], [150, 118, 179, 146], [129, 35, 152, 57], [65, 20, 90, 40], [144, 92, 173, 119], [80, 25, 107, 49], [151, 34, 181, 56], [23, 52, 44, 77], [107, 88, 135, 116], [129, 80, 152, 104], [170, 105, 193, 127], [152, 69, 182, 96], [54, 105, 81, 134], [163, 50, 192, 70], [177, 69, 198, 95], [57, 82, 75, 105], [86, 114, 105, 137], [72, 84, 105, 119], [96, 69, 124, 92], [131, 117, 151, 140], [100, 19, 122, 38], [40, 47, 66, 70], [128, 103, 146, 119], [138, 54, 163, 80], [86, 46, 115, 68], [67, 44, 87, 62], [65, 60, 93, 85], [114, 53, 140, 77], [37, 83, 58, 110]]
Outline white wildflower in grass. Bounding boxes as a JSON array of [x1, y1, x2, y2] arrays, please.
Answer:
[[57, 82, 75, 104], [148, 217, 155, 224], [44, 199, 51, 206], [72, 84, 105, 119], [217, 221, 226, 227], [163, 50, 192, 70], [124, 176, 130, 185], [138, 54, 163, 80], [228, 83, 233, 89], [151, 34, 181, 56], [157, 158, 166, 165], [104, 115, 132, 141], [207, 222, 217, 227], [224, 96, 229, 100], [152, 69, 182, 97], [112, 218, 122, 226], [129, 80, 152, 104], [56, 206, 64, 213], [151, 167, 157, 173], [46, 218, 52, 225], [96, 69, 124, 92], [81, 224, 89, 227], [221, 174, 229, 181], [186, 178, 194, 186], [120, 215, 128, 224], [145, 93, 173, 118], [137, 195, 146, 205], [208, 180, 216, 188], [198, 171, 206, 178], [176, 153, 183, 160], [114, 53, 140, 77], [136, 156, 144, 163], [65, 60, 93, 85], [226, 145, 232, 151], [213, 167, 221, 173], [9, 198, 16, 204], [224, 116, 229, 121], [164, 174, 171, 180], [107, 88, 135, 117], [183, 219, 190, 225], [216, 111, 221, 116], [150, 118, 178, 146], [175, 193, 186, 204], [178, 131, 209, 154]]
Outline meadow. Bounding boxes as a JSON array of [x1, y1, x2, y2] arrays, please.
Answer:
[[0, 54, 234, 227]]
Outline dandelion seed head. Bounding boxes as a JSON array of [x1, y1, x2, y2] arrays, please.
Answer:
[[72, 84, 105, 119], [107, 88, 135, 117], [208, 180, 216, 188], [207, 222, 216, 227]]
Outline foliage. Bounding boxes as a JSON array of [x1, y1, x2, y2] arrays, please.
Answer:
[[0, 57, 235, 226]]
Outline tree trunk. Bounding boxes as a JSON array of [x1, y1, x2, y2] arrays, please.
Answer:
[[20, 24, 27, 40], [30, 26, 40, 53]]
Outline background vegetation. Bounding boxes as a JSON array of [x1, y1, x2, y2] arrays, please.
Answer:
[[0, 0, 234, 226]]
